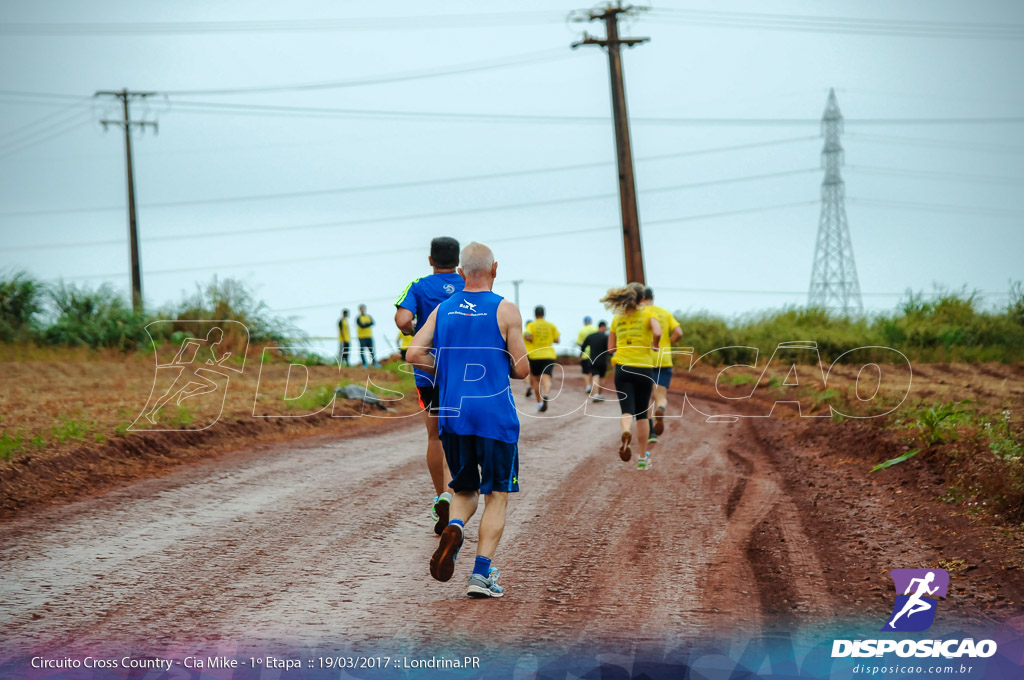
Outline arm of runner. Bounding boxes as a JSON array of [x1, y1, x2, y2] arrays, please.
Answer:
[[649, 316, 662, 351], [608, 329, 617, 355], [670, 324, 683, 343], [407, 308, 438, 375], [498, 301, 529, 380], [394, 307, 415, 336]]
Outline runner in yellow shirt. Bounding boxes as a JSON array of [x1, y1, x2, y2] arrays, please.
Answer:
[[522, 318, 536, 398], [576, 316, 599, 394], [642, 287, 683, 438], [355, 304, 380, 368], [398, 332, 414, 361], [337, 308, 352, 366], [523, 305, 560, 413], [601, 282, 661, 469]]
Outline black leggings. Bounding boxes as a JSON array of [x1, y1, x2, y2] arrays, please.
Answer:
[[614, 365, 654, 419]]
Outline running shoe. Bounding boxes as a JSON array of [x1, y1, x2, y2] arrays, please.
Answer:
[[637, 457, 648, 470], [618, 431, 632, 462], [585, 385, 592, 394], [539, 396, 549, 413], [433, 492, 452, 536], [647, 434, 658, 445], [430, 523, 463, 582], [591, 395, 605, 402], [525, 386, 533, 398], [430, 496, 439, 522], [466, 567, 504, 598], [653, 407, 665, 436]]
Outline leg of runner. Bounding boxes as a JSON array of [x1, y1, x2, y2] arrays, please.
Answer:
[[476, 491, 507, 558], [615, 366, 635, 462], [424, 410, 453, 535]]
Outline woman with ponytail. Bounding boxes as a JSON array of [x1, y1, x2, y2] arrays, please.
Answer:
[[599, 282, 662, 468]]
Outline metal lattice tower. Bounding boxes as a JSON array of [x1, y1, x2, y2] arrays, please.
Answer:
[[808, 88, 863, 315]]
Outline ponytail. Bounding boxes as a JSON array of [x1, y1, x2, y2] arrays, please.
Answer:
[[600, 282, 646, 314]]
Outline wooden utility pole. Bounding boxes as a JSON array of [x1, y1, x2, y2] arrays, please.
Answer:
[[96, 89, 157, 312], [572, 3, 649, 284]]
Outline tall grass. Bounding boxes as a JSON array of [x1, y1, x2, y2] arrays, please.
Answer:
[[0, 273, 298, 351], [676, 283, 1024, 364]]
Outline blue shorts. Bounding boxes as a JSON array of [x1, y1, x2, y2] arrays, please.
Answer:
[[441, 433, 519, 495], [653, 366, 673, 388]]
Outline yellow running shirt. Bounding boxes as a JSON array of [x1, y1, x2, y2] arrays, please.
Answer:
[[576, 324, 598, 359], [356, 314, 374, 339], [644, 304, 681, 368], [399, 333, 413, 350], [338, 319, 350, 342], [611, 308, 656, 367], [524, 319, 559, 359]]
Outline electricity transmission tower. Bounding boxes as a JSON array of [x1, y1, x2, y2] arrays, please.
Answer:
[[808, 88, 862, 315], [571, 3, 649, 284], [95, 89, 157, 312]]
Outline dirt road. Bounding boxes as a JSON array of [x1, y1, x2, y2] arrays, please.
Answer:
[[1, 375, 1018, 658]]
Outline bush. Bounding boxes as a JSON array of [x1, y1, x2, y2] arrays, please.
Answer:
[[0, 270, 44, 342], [42, 281, 150, 350]]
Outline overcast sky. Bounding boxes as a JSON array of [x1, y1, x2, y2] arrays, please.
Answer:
[[1, 0, 1022, 355]]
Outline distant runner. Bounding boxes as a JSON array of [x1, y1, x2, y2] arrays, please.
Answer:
[[523, 306, 560, 413], [398, 332, 413, 361], [576, 316, 599, 394], [642, 287, 683, 441], [337, 308, 351, 366], [522, 318, 535, 398], [394, 236, 465, 534], [356, 305, 380, 368], [601, 283, 661, 469], [408, 242, 529, 598], [582, 321, 609, 402]]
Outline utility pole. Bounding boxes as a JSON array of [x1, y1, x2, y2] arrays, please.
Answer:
[[572, 3, 649, 284], [511, 279, 524, 308], [807, 88, 863, 315], [96, 89, 157, 312]]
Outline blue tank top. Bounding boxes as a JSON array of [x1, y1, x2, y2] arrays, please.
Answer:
[[395, 272, 465, 387], [433, 290, 520, 444]]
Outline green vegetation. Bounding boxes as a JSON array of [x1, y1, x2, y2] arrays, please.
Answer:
[[677, 284, 1024, 364], [50, 417, 93, 443], [0, 271, 299, 351], [0, 432, 23, 460], [873, 398, 1024, 524]]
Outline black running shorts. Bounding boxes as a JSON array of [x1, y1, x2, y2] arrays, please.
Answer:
[[416, 383, 440, 415], [614, 365, 654, 419], [528, 358, 556, 377]]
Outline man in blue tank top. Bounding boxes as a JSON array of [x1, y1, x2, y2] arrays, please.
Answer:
[[407, 242, 529, 599], [394, 236, 465, 535]]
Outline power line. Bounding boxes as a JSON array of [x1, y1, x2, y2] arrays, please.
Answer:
[[647, 8, 1024, 40], [846, 132, 1024, 154], [0, 97, 92, 143], [160, 48, 576, 96], [39, 201, 816, 280], [0, 12, 567, 36], [523, 279, 1010, 298], [3, 90, 1022, 127], [0, 135, 818, 218], [0, 112, 94, 160], [848, 197, 1024, 219], [163, 99, 1024, 126], [848, 165, 1024, 186], [3, 172, 817, 252]]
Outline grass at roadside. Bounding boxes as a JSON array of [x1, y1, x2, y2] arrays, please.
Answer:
[[0, 343, 418, 463]]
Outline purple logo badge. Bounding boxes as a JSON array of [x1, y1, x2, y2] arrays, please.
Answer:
[[882, 568, 949, 632]]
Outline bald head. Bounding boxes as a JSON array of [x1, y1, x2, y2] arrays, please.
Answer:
[[460, 242, 494, 275], [458, 242, 497, 291]]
